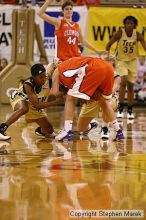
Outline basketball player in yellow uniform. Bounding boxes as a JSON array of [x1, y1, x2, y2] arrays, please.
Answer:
[[106, 16, 146, 119], [0, 64, 55, 141]]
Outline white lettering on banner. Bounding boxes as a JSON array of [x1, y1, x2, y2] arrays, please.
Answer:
[[44, 38, 55, 49], [18, 20, 25, 54]]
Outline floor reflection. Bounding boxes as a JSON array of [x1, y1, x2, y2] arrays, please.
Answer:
[[0, 106, 146, 219]]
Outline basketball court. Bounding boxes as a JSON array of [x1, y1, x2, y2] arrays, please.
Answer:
[[0, 104, 146, 220], [0, 2, 146, 219]]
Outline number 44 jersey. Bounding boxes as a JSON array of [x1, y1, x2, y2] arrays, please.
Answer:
[[55, 19, 81, 61]]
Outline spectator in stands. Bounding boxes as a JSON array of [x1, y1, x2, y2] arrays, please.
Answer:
[[1, 0, 19, 4], [0, 58, 8, 71], [73, 0, 100, 6], [136, 72, 146, 101], [134, 56, 146, 92], [106, 16, 146, 119]]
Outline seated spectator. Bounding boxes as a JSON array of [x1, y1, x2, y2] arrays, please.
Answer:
[[137, 72, 146, 101], [134, 56, 146, 92], [1, 58, 8, 70]]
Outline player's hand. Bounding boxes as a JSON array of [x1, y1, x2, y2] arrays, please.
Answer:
[[47, 94, 56, 102]]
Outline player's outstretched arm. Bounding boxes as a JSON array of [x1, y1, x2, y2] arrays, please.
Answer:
[[24, 84, 55, 109], [37, 0, 61, 28], [79, 28, 107, 55], [106, 30, 122, 52]]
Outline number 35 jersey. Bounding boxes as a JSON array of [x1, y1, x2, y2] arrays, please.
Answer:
[[55, 19, 81, 61], [116, 28, 138, 62]]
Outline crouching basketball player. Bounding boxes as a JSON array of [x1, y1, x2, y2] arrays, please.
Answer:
[[49, 56, 124, 141], [0, 64, 55, 141], [77, 73, 121, 140]]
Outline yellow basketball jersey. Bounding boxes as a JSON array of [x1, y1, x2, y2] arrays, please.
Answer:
[[11, 77, 50, 111], [12, 77, 49, 101], [116, 28, 138, 61]]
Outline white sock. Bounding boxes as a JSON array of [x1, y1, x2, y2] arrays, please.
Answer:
[[64, 120, 73, 132], [88, 124, 91, 130], [111, 120, 120, 131]]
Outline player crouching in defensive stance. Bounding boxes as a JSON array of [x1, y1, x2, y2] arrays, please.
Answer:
[[0, 64, 56, 141], [48, 56, 124, 142]]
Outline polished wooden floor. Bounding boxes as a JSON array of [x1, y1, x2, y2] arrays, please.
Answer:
[[0, 104, 146, 220]]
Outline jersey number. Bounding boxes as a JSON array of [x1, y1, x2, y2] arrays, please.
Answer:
[[67, 36, 76, 45], [123, 46, 134, 54]]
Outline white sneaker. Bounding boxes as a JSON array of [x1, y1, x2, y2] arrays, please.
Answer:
[[117, 111, 124, 118], [0, 132, 11, 141], [55, 130, 73, 141], [100, 127, 110, 139], [127, 112, 135, 119]]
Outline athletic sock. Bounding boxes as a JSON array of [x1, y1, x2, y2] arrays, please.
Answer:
[[64, 120, 73, 132]]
